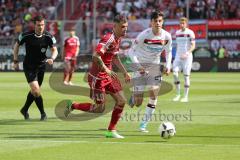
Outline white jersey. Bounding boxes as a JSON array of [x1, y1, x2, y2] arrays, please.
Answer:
[[175, 28, 195, 59], [128, 28, 172, 69]]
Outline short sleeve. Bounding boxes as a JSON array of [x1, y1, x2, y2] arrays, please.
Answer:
[[17, 33, 25, 45], [49, 35, 57, 48], [95, 34, 114, 56]]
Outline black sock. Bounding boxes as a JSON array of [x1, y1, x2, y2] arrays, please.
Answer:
[[21, 92, 35, 112], [35, 95, 45, 115]]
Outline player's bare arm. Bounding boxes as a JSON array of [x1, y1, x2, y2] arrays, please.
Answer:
[[180, 41, 195, 60], [113, 54, 131, 82], [75, 43, 80, 59], [46, 46, 58, 65], [164, 35, 172, 76], [13, 42, 20, 70], [188, 41, 196, 54], [93, 52, 117, 78], [180, 42, 195, 60], [165, 51, 172, 76]]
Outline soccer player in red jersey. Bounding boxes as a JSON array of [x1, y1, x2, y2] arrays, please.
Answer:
[[64, 15, 131, 138], [62, 29, 80, 85]]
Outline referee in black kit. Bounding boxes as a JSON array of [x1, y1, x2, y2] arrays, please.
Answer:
[[13, 15, 58, 121]]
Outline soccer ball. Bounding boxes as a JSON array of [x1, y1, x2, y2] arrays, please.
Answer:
[[159, 122, 176, 139]]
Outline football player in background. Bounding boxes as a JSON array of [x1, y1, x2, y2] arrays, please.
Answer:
[[172, 17, 195, 103], [62, 29, 80, 85]]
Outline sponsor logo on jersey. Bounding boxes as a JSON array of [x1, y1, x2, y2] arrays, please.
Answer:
[[145, 45, 163, 52]]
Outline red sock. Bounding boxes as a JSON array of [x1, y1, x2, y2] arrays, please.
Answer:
[[72, 103, 92, 111], [108, 106, 124, 131]]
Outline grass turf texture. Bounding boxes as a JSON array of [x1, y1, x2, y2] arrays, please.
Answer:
[[0, 72, 240, 160]]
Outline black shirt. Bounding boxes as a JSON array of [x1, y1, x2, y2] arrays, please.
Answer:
[[18, 31, 56, 67]]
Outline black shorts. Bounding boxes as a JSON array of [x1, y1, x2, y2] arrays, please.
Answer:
[[23, 64, 46, 85]]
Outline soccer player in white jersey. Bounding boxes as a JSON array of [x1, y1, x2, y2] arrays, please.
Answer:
[[128, 11, 172, 132], [172, 17, 195, 103]]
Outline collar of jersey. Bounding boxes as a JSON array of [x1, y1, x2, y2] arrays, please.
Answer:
[[34, 33, 43, 38]]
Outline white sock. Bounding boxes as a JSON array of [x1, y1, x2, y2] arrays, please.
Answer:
[[141, 99, 157, 126], [173, 72, 180, 95], [184, 75, 190, 98]]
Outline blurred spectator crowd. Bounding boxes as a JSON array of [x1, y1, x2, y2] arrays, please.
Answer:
[[0, 0, 239, 37], [0, 0, 59, 37], [84, 0, 240, 21]]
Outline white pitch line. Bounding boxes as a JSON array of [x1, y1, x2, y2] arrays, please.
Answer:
[[1, 139, 240, 147]]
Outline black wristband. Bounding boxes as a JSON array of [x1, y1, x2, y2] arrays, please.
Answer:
[[13, 60, 19, 64]]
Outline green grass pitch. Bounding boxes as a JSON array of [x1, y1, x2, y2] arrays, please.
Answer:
[[0, 72, 240, 160]]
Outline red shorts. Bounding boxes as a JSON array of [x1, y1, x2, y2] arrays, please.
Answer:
[[88, 73, 122, 103], [64, 57, 77, 68]]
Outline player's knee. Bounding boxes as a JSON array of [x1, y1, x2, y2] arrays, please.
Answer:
[[31, 88, 41, 97], [135, 100, 143, 107], [135, 98, 143, 107], [133, 94, 143, 106], [31, 91, 40, 97], [173, 71, 178, 76], [92, 103, 105, 113], [93, 107, 105, 113], [117, 97, 127, 106]]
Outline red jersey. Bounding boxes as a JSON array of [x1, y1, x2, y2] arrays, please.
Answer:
[[64, 36, 80, 58], [90, 32, 121, 80]]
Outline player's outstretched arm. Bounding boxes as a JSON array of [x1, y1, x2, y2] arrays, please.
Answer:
[[13, 42, 20, 70], [113, 55, 131, 82]]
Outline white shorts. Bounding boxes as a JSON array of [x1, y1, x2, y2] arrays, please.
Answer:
[[173, 56, 193, 75], [132, 68, 162, 92]]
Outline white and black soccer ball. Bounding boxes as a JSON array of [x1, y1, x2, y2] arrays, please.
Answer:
[[159, 122, 176, 139]]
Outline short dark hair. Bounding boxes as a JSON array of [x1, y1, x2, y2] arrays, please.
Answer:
[[33, 15, 45, 24], [113, 14, 128, 23], [151, 11, 164, 20]]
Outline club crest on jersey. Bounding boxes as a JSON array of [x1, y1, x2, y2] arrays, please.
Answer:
[[41, 48, 46, 53]]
